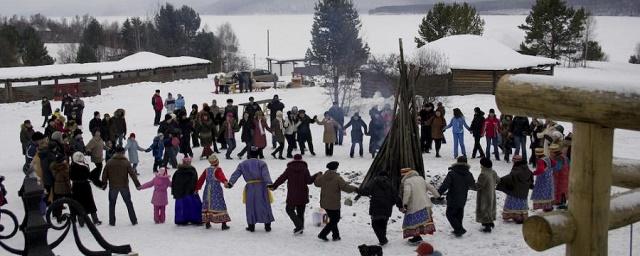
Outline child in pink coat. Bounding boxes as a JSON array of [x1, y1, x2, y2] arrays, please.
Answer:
[[138, 167, 172, 223]]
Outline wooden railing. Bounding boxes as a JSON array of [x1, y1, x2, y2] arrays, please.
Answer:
[[495, 74, 640, 256]]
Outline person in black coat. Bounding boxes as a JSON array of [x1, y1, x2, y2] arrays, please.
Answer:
[[171, 158, 202, 225], [41, 96, 52, 128], [328, 102, 345, 145], [356, 171, 399, 245], [100, 114, 112, 144], [61, 94, 74, 120], [178, 113, 194, 158], [267, 95, 285, 148], [528, 119, 544, 166], [296, 110, 316, 156], [244, 96, 262, 120], [70, 152, 101, 226], [368, 114, 385, 158], [437, 156, 476, 237], [511, 116, 531, 162], [237, 112, 254, 159], [470, 107, 486, 158], [418, 103, 435, 153], [89, 111, 102, 136], [343, 113, 368, 158]]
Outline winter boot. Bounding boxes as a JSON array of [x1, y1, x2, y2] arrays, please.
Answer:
[[246, 224, 255, 232], [205, 222, 212, 229], [265, 223, 272, 232], [222, 223, 230, 230], [481, 224, 492, 233]]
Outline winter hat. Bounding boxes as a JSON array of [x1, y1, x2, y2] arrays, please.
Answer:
[[170, 113, 177, 120], [208, 155, 219, 166], [227, 99, 233, 103], [416, 242, 434, 255], [182, 157, 193, 165], [535, 148, 545, 156], [273, 94, 279, 99], [32, 132, 45, 141], [157, 167, 168, 177], [115, 146, 125, 153], [276, 111, 283, 118], [489, 109, 495, 114], [249, 96, 254, 101], [457, 156, 468, 164], [129, 133, 136, 138], [480, 157, 493, 168], [474, 107, 480, 113], [549, 144, 561, 153], [72, 152, 86, 165], [326, 161, 339, 171], [400, 168, 413, 175], [293, 154, 303, 161]]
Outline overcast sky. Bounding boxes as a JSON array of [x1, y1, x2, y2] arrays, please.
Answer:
[[0, 0, 446, 17]]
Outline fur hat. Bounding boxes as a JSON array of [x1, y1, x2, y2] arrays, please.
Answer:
[[72, 152, 86, 165], [115, 146, 125, 153], [129, 133, 135, 138], [489, 108, 495, 114], [457, 156, 468, 164], [293, 154, 303, 161], [480, 157, 492, 168], [549, 144, 561, 153], [535, 148, 545, 156], [326, 161, 339, 171], [208, 155, 219, 165], [182, 157, 193, 165]]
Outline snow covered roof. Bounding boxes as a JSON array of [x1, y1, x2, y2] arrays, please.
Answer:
[[0, 52, 211, 82], [421, 35, 558, 71]]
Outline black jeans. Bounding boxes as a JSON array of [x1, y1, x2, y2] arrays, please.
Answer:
[[90, 162, 104, 187], [238, 142, 252, 157], [371, 217, 389, 244], [286, 204, 306, 230], [42, 115, 49, 127], [319, 209, 341, 239], [273, 141, 284, 158], [446, 206, 465, 234], [325, 143, 334, 156], [226, 138, 236, 158], [434, 139, 443, 154], [153, 158, 162, 172], [285, 134, 296, 157], [421, 125, 432, 152], [350, 141, 363, 157], [472, 136, 485, 158], [108, 187, 137, 226], [154, 110, 161, 125], [191, 131, 200, 147], [298, 135, 314, 155]]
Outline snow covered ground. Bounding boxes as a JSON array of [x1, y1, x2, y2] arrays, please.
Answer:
[[1, 71, 639, 255]]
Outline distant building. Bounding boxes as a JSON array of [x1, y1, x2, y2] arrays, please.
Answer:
[[361, 35, 558, 98]]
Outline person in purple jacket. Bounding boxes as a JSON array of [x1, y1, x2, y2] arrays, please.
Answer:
[[443, 108, 471, 158], [138, 167, 172, 224]]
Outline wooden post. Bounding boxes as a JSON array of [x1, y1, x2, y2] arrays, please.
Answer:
[[612, 158, 640, 189], [566, 122, 614, 256], [4, 82, 10, 102], [97, 75, 102, 95]]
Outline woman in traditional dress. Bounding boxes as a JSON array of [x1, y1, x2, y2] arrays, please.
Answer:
[[550, 144, 570, 209], [196, 155, 231, 230], [400, 168, 440, 245], [531, 148, 556, 211], [171, 157, 202, 225], [497, 155, 534, 224]]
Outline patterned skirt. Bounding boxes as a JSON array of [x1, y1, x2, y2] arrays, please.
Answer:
[[402, 208, 436, 238], [202, 182, 231, 223], [502, 195, 529, 222]]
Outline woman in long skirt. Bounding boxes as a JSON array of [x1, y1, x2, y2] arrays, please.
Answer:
[[196, 155, 231, 230], [531, 148, 555, 211], [497, 155, 534, 224], [171, 157, 202, 225], [400, 168, 440, 244]]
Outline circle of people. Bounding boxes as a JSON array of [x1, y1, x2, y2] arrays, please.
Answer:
[[13, 91, 571, 256]]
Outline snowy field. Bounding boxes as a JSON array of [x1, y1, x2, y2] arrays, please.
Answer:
[[1, 71, 639, 255]]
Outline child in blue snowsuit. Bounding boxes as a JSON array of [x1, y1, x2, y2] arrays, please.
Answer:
[[444, 108, 471, 158], [147, 133, 165, 173]]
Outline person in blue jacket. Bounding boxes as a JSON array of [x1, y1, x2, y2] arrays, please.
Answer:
[[175, 94, 186, 112], [443, 108, 471, 158], [147, 133, 165, 172], [343, 113, 367, 158]]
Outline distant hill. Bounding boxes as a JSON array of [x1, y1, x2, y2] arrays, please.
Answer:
[[369, 0, 640, 16]]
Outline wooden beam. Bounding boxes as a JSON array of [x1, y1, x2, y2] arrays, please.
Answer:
[[523, 212, 576, 251], [496, 75, 640, 131], [523, 188, 640, 251], [612, 158, 640, 189], [566, 122, 614, 256]]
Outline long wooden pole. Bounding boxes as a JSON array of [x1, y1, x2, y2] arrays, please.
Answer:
[[566, 122, 614, 256]]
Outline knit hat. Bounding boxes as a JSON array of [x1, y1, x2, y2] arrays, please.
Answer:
[[400, 168, 413, 175], [129, 133, 136, 138], [115, 146, 125, 153], [293, 154, 302, 161], [416, 242, 434, 255], [72, 152, 86, 165], [208, 155, 219, 165], [489, 109, 495, 114], [535, 148, 545, 156], [512, 155, 523, 162], [457, 156, 468, 164], [480, 157, 492, 168], [549, 144, 561, 153], [182, 157, 193, 165], [326, 161, 339, 170], [32, 132, 45, 141], [157, 167, 168, 176]]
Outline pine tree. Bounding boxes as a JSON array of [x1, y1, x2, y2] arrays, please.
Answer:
[[19, 27, 54, 66], [120, 18, 136, 52], [76, 19, 104, 63], [0, 25, 20, 67], [309, 0, 370, 104], [415, 2, 485, 47], [154, 3, 201, 56]]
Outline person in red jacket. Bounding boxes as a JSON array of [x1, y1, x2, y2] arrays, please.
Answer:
[[268, 154, 320, 235], [483, 109, 501, 161], [152, 90, 164, 126], [550, 144, 570, 209]]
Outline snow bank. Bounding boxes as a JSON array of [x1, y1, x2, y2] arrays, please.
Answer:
[[509, 61, 640, 95], [0, 51, 211, 81], [417, 35, 558, 71]]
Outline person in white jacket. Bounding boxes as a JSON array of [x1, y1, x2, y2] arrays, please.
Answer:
[[284, 111, 301, 158], [399, 168, 441, 245]]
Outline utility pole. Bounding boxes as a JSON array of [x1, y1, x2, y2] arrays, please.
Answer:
[[267, 29, 270, 72], [253, 54, 256, 69]]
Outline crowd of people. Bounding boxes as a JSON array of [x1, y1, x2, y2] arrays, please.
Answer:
[[10, 89, 574, 256]]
